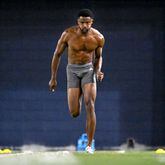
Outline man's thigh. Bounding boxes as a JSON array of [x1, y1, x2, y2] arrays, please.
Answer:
[[67, 88, 82, 113], [81, 69, 96, 88], [83, 83, 97, 104], [67, 65, 80, 88]]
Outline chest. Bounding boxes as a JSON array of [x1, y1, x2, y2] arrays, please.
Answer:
[[68, 35, 98, 51]]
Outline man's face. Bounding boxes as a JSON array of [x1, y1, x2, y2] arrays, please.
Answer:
[[77, 16, 93, 34]]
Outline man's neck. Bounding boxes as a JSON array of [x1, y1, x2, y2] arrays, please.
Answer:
[[77, 27, 90, 36]]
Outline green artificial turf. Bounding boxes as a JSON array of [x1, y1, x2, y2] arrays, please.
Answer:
[[0, 150, 164, 165], [74, 151, 165, 165]]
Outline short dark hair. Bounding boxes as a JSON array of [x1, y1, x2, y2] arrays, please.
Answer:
[[78, 9, 94, 19]]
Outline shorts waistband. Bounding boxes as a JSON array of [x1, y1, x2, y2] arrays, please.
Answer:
[[67, 62, 93, 68]]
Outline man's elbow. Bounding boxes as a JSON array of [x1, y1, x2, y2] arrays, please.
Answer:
[[95, 55, 102, 60], [54, 51, 62, 58]]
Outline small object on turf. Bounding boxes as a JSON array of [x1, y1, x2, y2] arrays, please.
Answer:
[[52, 89, 55, 92], [86, 146, 94, 154], [3, 148, 12, 154], [0, 148, 12, 154], [155, 148, 165, 154]]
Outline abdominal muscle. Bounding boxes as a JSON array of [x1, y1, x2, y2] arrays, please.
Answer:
[[68, 50, 94, 65]]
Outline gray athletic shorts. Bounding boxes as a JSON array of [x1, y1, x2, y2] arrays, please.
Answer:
[[66, 62, 96, 88]]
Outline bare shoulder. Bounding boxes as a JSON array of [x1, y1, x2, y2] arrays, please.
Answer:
[[64, 26, 77, 34], [91, 28, 105, 46], [60, 26, 77, 41]]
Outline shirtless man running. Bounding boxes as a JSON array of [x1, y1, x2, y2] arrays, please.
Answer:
[[49, 9, 105, 154]]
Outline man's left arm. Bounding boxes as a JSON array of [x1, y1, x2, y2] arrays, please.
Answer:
[[94, 36, 105, 81]]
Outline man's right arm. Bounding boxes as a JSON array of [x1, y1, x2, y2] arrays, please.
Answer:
[[49, 31, 68, 91]]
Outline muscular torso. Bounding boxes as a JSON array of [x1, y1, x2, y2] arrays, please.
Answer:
[[65, 26, 103, 64]]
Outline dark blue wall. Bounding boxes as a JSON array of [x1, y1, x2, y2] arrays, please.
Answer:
[[0, 1, 164, 148]]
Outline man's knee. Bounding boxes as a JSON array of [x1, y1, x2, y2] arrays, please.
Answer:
[[70, 109, 80, 118], [85, 99, 95, 109]]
